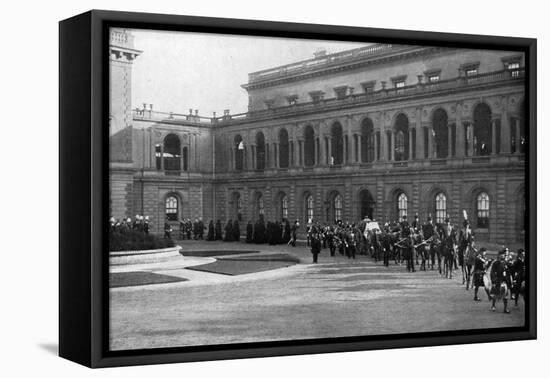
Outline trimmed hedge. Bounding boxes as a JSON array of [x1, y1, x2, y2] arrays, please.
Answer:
[[109, 229, 175, 252]]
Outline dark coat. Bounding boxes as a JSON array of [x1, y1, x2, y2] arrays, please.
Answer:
[[233, 220, 240, 242], [215, 220, 223, 240], [206, 221, 215, 241], [224, 220, 233, 241]]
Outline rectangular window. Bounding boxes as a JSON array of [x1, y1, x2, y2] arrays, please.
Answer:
[[508, 62, 520, 77], [465, 68, 478, 76], [428, 74, 440, 83], [394, 81, 405, 88]]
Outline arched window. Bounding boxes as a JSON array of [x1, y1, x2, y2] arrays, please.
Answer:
[[394, 114, 409, 161], [397, 192, 408, 220], [361, 118, 375, 163], [281, 194, 288, 220], [256, 132, 266, 170], [304, 125, 315, 167], [331, 122, 344, 165], [473, 103, 492, 156], [333, 194, 343, 222], [163, 134, 181, 171], [433, 108, 449, 158], [234, 135, 244, 171], [279, 129, 289, 168], [435, 192, 447, 224], [165, 195, 178, 221], [476, 192, 490, 228], [305, 194, 314, 222], [359, 189, 375, 220]]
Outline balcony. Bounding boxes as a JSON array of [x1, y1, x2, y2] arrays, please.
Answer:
[[219, 68, 525, 125]]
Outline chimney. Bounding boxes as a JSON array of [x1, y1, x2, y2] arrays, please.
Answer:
[[313, 48, 327, 58], [189, 108, 193, 115], [195, 109, 199, 116]]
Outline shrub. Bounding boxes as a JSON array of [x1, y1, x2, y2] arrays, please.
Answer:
[[109, 229, 175, 252]]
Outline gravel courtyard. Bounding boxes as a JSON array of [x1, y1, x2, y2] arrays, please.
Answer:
[[109, 241, 525, 351]]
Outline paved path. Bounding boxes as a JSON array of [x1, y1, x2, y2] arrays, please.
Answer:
[[109, 241, 524, 351]]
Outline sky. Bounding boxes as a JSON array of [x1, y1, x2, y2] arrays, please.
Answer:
[[130, 29, 370, 116]]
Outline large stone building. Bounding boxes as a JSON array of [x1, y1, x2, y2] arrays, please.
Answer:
[[109, 29, 526, 244]]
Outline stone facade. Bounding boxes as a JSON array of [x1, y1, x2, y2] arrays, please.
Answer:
[[109, 32, 526, 244]]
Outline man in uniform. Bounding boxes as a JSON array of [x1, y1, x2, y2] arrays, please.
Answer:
[[473, 247, 488, 301], [411, 213, 420, 232], [422, 216, 435, 269], [511, 249, 526, 306], [310, 231, 322, 263], [490, 249, 511, 313]]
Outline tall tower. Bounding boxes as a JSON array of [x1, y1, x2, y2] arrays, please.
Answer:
[[109, 28, 141, 162], [109, 29, 142, 219]]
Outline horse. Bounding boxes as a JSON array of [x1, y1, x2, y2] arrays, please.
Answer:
[[462, 245, 476, 290]]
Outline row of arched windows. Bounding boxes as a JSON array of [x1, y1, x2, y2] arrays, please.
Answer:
[[232, 101, 525, 170], [164, 189, 497, 230]]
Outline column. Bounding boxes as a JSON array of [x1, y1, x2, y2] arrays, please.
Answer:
[[314, 138, 319, 166], [343, 135, 348, 164], [327, 137, 333, 165], [373, 133, 378, 162], [251, 145, 256, 170], [294, 140, 300, 167], [416, 107, 423, 160], [299, 141, 303, 166], [491, 119, 498, 155], [184, 146, 189, 171], [319, 136, 326, 166], [189, 134, 195, 170], [357, 134, 363, 163], [448, 124, 453, 158], [380, 129, 387, 162], [514, 118, 521, 154], [469, 124, 475, 156], [409, 128, 414, 160], [500, 107, 511, 154], [160, 145, 165, 170], [455, 108, 464, 157], [427, 126, 433, 158], [390, 131, 395, 161], [274, 143, 279, 168]]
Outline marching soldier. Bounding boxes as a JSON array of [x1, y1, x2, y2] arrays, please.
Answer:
[[422, 216, 435, 269], [473, 247, 488, 301], [511, 249, 526, 306], [490, 249, 511, 313], [310, 231, 322, 263]]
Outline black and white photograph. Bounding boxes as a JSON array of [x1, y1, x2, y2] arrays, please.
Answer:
[[108, 27, 529, 351]]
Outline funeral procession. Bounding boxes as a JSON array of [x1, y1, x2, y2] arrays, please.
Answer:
[[108, 28, 527, 350]]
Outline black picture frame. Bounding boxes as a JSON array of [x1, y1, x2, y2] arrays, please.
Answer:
[[59, 9, 537, 368]]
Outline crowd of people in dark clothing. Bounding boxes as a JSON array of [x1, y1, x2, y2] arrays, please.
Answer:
[[168, 217, 300, 246]]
